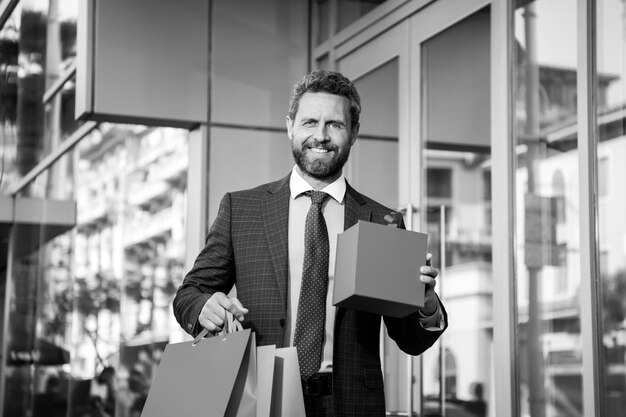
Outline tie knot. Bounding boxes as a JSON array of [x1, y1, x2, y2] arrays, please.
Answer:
[[305, 190, 330, 206]]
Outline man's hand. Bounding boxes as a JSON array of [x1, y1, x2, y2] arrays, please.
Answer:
[[198, 292, 249, 333], [419, 253, 439, 316], [383, 211, 402, 226]]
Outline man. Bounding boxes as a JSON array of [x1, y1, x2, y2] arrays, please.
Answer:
[[174, 70, 447, 416]]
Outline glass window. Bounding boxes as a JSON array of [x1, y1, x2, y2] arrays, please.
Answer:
[[337, 0, 388, 33], [420, 9, 493, 417], [315, 0, 331, 45], [349, 138, 398, 209], [2, 124, 189, 417], [3, 152, 76, 417], [348, 58, 399, 209], [514, 1, 582, 416], [209, 127, 293, 221], [211, 0, 308, 129], [74, 124, 188, 417], [314, 0, 388, 46], [0, 0, 79, 194], [43, 75, 78, 163], [597, 0, 626, 415], [427, 168, 453, 199]]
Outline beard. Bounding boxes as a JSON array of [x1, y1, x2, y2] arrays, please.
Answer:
[[291, 140, 351, 180]]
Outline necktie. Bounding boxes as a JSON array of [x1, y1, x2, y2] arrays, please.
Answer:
[[294, 190, 331, 379]]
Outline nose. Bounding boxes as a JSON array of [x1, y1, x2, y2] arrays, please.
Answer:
[[313, 123, 329, 141]]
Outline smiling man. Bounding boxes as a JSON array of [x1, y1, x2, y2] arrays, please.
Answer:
[[173, 70, 447, 417]]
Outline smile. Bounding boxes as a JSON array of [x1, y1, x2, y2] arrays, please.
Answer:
[[309, 147, 330, 153]]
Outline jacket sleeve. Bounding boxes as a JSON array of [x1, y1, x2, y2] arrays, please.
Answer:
[[383, 295, 448, 355], [380, 213, 448, 355], [172, 193, 236, 336]]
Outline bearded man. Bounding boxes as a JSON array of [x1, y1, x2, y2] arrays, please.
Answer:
[[173, 70, 447, 417]]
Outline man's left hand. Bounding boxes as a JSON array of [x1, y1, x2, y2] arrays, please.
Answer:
[[419, 253, 439, 316]]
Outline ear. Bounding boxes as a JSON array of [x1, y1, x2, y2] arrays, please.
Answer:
[[286, 116, 294, 140]]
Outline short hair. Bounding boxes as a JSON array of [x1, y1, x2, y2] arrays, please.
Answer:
[[288, 70, 361, 130]]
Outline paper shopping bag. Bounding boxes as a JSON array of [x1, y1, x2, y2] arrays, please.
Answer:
[[225, 329, 257, 417], [270, 347, 305, 417], [256, 345, 276, 417], [141, 326, 256, 417]]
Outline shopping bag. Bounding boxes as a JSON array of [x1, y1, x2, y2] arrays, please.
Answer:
[[256, 345, 276, 417], [225, 322, 257, 417], [270, 347, 305, 417], [141, 317, 256, 417]]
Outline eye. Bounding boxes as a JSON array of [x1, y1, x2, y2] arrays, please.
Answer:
[[329, 123, 344, 130], [302, 120, 317, 127]]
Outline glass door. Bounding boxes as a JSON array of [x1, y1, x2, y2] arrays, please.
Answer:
[[411, 2, 493, 417]]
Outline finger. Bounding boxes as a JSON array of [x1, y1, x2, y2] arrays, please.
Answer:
[[198, 314, 222, 333], [207, 308, 227, 327], [199, 293, 228, 330], [199, 301, 226, 329], [228, 297, 249, 321], [420, 274, 437, 289], [426, 252, 432, 266], [213, 292, 248, 321], [420, 265, 439, 278]]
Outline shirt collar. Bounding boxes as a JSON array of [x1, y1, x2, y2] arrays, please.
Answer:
[[289, 166, 346, 204]]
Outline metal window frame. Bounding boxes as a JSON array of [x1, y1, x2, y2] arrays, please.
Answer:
[[0, 0, 18, 29], [42, 62, 76, 105], [6, 121, 97, 196], [577, 0, 604, 416], [490, 1, 518, 416]]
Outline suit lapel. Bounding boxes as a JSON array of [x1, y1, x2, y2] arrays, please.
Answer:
[[262, 175, 291, 307], [344, 182, 372, 230]]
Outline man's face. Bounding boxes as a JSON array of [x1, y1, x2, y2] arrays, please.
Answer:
[[287, 92, 358, 182]]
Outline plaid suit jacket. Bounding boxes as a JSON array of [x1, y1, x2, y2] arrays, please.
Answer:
[[173, 173, 447, 417]]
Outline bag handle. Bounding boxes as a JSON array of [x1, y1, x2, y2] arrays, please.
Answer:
[[192, 311, 244, 346]]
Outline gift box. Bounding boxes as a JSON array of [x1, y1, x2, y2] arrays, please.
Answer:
[[332, 220, 428, 317]]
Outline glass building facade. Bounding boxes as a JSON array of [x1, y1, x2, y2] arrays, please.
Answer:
[[0, 0, 623, 416]]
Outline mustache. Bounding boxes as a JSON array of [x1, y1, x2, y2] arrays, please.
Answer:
[[304, 141, 337, 151]]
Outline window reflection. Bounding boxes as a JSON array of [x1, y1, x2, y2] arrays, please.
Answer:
[[597, 0, 626, 415], [419, 9, 493, 417], [0, 0, 78, 194], [2, 124, 189, 416], [515, 1, 583, 416], [5, 185, 75, 417], [314, 0, 388, 45], [74, 125, 188, 416], [337, 0, 388, 33]]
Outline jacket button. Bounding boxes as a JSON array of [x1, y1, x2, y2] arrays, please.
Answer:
[[279, 318, 285, 327]]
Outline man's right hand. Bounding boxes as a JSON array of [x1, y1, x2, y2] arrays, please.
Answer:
[[198, 292, 249, 333]]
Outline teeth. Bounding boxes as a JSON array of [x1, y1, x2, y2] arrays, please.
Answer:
[[310, 148, 329, 153]]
